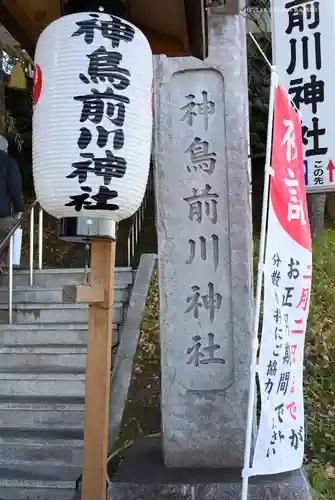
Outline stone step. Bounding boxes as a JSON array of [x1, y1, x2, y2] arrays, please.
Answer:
[[0, 346, 87, 371], [0, 400, 84, 430], [0, 267, 133, 288], [0, 283, 130, 304], [0, 463, 79, 485], [0, 435, 83, 466], [0, 302, 123, 324], [0, 486, 76, 500], [0, 373, 86, 398], [0, 323, 118, 346]]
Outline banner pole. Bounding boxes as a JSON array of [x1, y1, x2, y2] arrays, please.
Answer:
[[241, 66, 278, 500]]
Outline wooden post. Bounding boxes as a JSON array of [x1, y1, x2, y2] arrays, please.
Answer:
[[81, 237, 116, 500]]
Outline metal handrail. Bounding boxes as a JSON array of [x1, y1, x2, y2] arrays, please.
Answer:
[[0, 199, 44, 324], [126, 168, 154, 267]]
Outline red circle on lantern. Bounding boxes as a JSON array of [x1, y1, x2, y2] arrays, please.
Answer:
[[33, 64, 42, 106]]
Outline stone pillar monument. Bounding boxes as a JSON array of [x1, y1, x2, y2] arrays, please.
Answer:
[[109, 6, 315, 499], [154, 12, 252, 470]]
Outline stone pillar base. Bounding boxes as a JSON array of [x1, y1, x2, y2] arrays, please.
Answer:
[[108, 437, 315, 500]]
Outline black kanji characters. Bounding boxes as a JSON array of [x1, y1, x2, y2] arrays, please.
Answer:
[[81, 47, 130, 90], [74, 88, 129, 125], [78, 126, 124, 150], [285, 1, 320, 34], [283, 343, 292, 365], [288, 75, 324, 114], [277, 372, 290, 395], [67, 150, 126, 185], [65, 185, 119, 212], [282, 287, 294, 307], [267, 360, 278, 377], [271, 270, 281, 287], [69, 12, 136, 214], [273, 253, 282, 267], [186, 333, 225, 367], [287, 33, 321, 75], [72, 13, 135, 48], [302, 117, 328, 157]]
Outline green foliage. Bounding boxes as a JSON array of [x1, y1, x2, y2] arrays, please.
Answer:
[[305, 230, 335, 468], [307, 462, 335, 500]]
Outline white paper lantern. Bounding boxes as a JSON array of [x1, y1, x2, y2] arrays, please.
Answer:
[[33, 12, 153, 221]]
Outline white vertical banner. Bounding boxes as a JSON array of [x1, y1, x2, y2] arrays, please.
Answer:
[[271, 0, 335, 192], [242, 80, 312, 498]]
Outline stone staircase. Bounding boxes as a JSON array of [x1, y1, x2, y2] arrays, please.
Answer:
[[0, 267, 133, 500]]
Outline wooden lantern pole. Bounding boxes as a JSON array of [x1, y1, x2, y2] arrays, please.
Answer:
[[64, 237, 116, 500], [82, 238, 115, 500]]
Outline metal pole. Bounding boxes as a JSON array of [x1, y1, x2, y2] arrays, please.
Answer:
[[241, 67, 278, 500], [8, 236, 13, 325], [29, 207, 34, 287], [38, 207, 43, 270]]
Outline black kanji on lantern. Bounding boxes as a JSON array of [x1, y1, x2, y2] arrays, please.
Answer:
[[65, 185, 92, 211], [289, 75, 324, 114], [79, 47, 130, 90], [72, 13, 135, 48], [87, 185, 120, 210], [74, 88, 129, 126], [67, 151, 126, 185], [77, 126, 124, 150], [302, 117, 328, 157], [65, 185, 119, 212]]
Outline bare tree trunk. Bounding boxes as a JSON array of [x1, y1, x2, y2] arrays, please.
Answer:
[[307, 193, 326, 240]]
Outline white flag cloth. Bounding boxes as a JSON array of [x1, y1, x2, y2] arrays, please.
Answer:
[[250, 84, 312, 476]]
